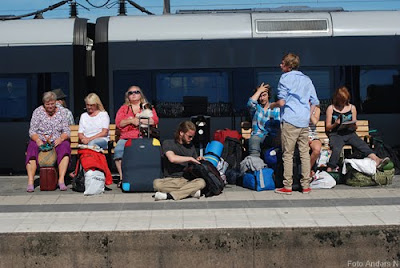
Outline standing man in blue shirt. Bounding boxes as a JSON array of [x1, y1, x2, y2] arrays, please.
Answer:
[[247, 83, 281, 157], [270, 53, 319, 194]]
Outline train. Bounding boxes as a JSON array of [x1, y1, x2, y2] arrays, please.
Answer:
[[1, 9, 399, 173]]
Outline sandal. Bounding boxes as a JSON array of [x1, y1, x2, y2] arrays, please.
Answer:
[[117, 180, 122, 188], [377, 157, 390, 170], [27, 184, 34, 193], [58, 183, 68, 191]]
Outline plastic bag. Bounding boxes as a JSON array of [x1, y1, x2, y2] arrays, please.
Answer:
[[317, 149, 331, 167], [84, 170, 105, 196], [310, 171, 336, 189]]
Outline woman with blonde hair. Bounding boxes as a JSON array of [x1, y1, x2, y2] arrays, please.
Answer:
[[114, 86, 159, 187], [325, 86, 389, 171], [78, 93, 110, 149]]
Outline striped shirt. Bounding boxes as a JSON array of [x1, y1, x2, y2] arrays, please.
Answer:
[[247, 98, 281, 138]]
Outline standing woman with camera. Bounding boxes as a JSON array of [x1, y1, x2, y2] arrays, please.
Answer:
[[114, 86, 159, 187]]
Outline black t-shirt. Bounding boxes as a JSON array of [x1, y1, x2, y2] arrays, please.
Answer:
[[162, 139, 198, 177]]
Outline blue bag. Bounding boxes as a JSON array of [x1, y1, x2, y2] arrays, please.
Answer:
[[242, 168, 275, 191]]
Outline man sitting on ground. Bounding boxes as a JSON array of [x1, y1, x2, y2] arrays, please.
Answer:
[[153, 121, 205, 201]]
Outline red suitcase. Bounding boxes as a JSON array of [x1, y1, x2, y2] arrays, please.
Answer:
[[40, 166, 58, 191], [213, 129, 242, 143]]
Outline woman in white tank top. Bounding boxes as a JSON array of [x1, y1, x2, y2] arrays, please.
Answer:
[[78, 93, 110, 150]]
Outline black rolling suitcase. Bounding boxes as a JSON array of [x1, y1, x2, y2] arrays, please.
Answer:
[[121, 119, 162, 192]]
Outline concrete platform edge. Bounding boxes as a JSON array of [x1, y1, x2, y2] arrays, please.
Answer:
[[1, 225, 399, 268]]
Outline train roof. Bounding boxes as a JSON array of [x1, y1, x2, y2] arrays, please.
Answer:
[[96, 10, 400, 43], [0, 18, 87, 47]]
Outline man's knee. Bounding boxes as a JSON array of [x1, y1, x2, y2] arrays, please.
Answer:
[[153, 178, 162, 190], [193, 178, 206, 189]]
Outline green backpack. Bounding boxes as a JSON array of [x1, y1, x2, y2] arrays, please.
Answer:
[[345, 164, 395, 187]]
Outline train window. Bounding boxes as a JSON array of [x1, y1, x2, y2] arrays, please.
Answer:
[[360, 68, 400, 113], [156, 72, 230, 117], [0, 78, 29, 120], [51, 73, 69, 96], [113, 70, 153, 111], [156, 72, 229, 102], [257, 68, 332, 101]]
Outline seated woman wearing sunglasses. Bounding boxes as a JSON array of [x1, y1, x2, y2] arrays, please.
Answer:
[[114, 86, 159, 187]]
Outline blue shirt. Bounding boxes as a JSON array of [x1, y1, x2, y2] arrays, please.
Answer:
[[277, 70, 319, 128], [247, 98, 281, 138]]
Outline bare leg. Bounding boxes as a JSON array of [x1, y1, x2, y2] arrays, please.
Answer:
[[367, 153, 381, 165], [115, 159, 122, 181], [26, 160, 37, 185], [310, 140, 322, 173], [58, 156, 69, 184]]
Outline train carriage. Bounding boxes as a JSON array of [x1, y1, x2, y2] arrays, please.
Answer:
[[95, 10, 400, 144], [1, 9, 400, 172], [0, 18, 90, 173]]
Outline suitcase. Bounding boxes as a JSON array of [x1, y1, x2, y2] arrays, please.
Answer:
[[121, 138, 162, 192], [213, 129, 242, 143], [40, 166, 58, 191]]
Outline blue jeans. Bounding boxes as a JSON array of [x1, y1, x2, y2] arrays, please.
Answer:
[[113, 139, 128, 160], [88, 138, 108, 150], [249, 135, 265, 156], [249, 134, 281, 157]]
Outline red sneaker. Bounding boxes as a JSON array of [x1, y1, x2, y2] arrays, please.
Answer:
[[302, 188, 311, 194], [275, 187, 292, 195]]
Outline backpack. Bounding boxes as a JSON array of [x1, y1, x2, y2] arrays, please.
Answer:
[[225, 168, 243, 185], [373, 139, 400, 175], [221, 137, 243, 170], [345, 164, 394, 187], [72, 166, 85, 192], [183, 160, 225, 197]]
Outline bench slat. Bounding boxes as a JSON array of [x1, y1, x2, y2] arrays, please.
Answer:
[[241, 120, 370, 144]]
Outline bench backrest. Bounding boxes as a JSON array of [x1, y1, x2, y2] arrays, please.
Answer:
[[315, 120, 369, 140], [69, 124, 117, 155], [240, 120, 370, 141]]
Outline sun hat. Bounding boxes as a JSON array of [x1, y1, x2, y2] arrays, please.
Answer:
[[52, 88, 67, 100]]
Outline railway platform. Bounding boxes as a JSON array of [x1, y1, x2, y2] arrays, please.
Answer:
[[0, 175, 399, 267]]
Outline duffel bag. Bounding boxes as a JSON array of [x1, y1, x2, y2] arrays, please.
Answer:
[[243, 168, 275, 191], [375, 168, 395, 185], [345, 165, 394, 187]]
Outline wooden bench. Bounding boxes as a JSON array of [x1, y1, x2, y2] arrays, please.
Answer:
[[69, 124, 118, 155], [240, 120, 371, 151], [69, 124, 118, 167], [315, 120, 371, 150]]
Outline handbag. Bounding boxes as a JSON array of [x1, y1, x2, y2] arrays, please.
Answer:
[[38, 141, 57, 167]]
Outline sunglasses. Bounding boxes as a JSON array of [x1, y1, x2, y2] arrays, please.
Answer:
[[184, 133, 194, 139], [127, 90, 141, 95]]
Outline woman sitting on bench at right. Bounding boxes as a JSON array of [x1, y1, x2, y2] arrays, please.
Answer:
[[325, 86, 389, 172]]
